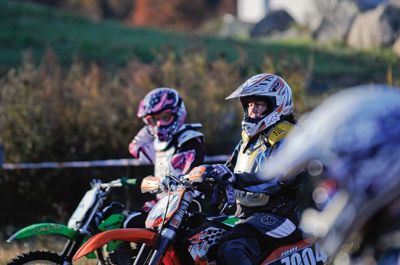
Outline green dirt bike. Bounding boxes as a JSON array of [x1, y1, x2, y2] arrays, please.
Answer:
[[6, 177, 137, 265]]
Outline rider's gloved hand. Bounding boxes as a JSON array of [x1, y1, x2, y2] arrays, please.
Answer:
[[206, 164, 236, 188], [160, 177, 175, 192], [188, 164, 235, 188], [201, 164, 236, 206], [187, 165, 236, 206]]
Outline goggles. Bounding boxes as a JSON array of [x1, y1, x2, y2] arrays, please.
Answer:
[[144, 110, 175, 127]]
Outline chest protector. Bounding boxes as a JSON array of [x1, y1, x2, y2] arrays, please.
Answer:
[[234, 121, 293, 208], [154, 124, 203, 183]]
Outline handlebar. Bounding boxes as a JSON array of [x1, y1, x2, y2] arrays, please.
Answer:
[[163, 174, 216, 191], [102, 178, 137, 188], [163, 174, 196, 190], [89, 177, 137, 189]]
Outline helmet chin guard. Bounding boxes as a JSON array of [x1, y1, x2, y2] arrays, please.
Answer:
[[242, 108, 282, 137]]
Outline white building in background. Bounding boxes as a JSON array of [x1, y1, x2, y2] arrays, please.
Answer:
[[270, 0, 318, 27], [237, 0, 319, 28], [237, 0, 270, 23]]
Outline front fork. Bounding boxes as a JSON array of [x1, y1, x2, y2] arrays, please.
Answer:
[[148, 192, 193, 265], [148, 228, 176, 265]]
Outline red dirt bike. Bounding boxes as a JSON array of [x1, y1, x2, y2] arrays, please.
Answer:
[[73, 171, 328, 265]]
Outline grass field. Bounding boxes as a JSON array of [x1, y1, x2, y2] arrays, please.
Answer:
[[1, 0, 399, 90]]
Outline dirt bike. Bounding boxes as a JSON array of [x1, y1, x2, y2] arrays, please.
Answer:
[[72, 172, 328, 265], [7, 177, 138, 265]]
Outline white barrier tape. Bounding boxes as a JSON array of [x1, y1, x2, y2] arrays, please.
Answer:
[[2, 155, 231, 170], [204, 155, 230, 163]]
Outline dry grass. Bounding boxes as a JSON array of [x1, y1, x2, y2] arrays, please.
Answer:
[[0, 49, 314, 164]]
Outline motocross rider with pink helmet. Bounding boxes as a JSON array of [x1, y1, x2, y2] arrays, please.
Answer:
[[129, 88, 204, 179], [193, 74, 303, 265], [125, 87, 205, 227], [128, 87, 205, 198], [110, 88, 205, 264]]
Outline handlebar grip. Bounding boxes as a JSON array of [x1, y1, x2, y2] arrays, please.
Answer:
[[120, 177, 137, 186]]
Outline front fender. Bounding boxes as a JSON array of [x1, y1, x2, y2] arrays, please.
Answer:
[[7, 223, 76, 242], [73, 228, 157, 261]]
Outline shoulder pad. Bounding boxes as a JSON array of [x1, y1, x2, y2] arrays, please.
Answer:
[[241, 130, 250, 144], [177, 130, 204, 147], [267, 121, 294, 146]]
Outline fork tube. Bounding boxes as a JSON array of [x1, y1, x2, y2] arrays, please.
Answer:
[[148, 229, 175, 265], [61, 233, 85, 262], [79, 190, 108, 234], [149, 192, 193, 265]]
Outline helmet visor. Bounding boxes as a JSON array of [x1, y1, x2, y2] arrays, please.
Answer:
[[143, 110, 175, 127]]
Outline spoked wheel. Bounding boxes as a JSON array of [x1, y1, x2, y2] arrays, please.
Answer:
[[131, 243, 155, 265], [7, 251, 64, 265], [106, 242, 138, 265]]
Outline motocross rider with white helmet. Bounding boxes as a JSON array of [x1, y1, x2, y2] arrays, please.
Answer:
[[194, 73, 303, 265]]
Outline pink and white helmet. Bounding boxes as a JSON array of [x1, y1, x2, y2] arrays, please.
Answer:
[[226, 73, 293, 137], [137, 88, 187, 142]]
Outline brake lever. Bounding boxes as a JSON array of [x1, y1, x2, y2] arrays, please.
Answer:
[[168, 174, 181, 184]]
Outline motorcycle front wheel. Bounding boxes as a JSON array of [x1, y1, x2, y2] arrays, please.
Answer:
[[7, 251, 63, 265]]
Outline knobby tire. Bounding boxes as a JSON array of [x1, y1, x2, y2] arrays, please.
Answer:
[[7, 251, 63, 265]]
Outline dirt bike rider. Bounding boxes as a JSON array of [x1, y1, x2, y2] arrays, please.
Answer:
[[125, 87, 205, 227], [262, 85, 400, 264], [192, 73, 303, 265]]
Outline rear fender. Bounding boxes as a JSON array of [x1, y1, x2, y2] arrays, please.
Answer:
[[73, 228, 157, 261], [261, 239, 328, 265], [7, 223, 76, 242]]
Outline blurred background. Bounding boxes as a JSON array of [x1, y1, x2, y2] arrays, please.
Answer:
[[0, 0, 400, 259]]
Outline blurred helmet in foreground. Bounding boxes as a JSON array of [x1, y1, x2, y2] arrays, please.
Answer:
[[261, 85, 400, 262]]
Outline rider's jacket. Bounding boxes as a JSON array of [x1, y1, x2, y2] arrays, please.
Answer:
[[226, 120, 302, 220], [154, 124, 204, 182], [129, 123, 205, 183]]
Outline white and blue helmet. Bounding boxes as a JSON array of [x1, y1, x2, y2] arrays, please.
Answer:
[[261, 85, 400, 259], [226, 73, 294, 137]]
